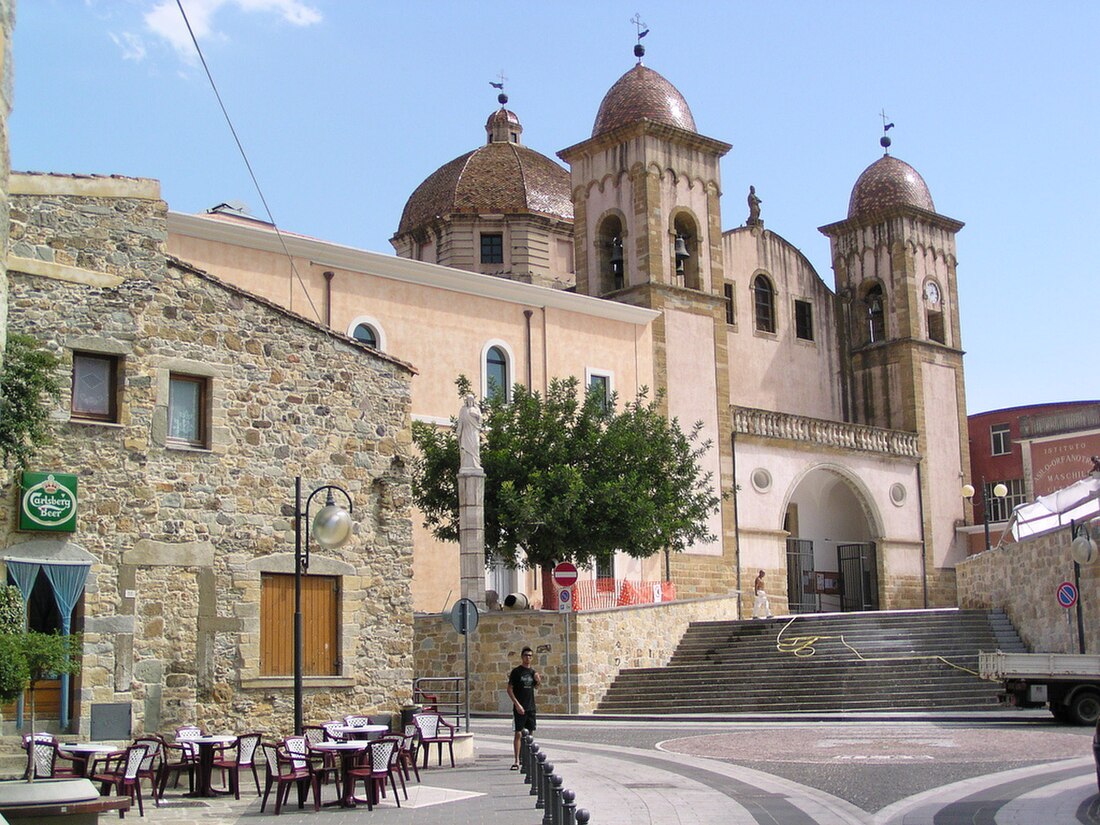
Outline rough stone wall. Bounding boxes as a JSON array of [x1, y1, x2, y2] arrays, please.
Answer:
[[413, 595, 739, 714], [1, 176, 416, 738], [0, 0, 13, 368], [956, 526, 1098, 654]]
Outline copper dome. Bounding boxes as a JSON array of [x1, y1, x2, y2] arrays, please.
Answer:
[[591, 64, 696, 138], [848, 155, 935, 219], [397, 114, 572, 236]]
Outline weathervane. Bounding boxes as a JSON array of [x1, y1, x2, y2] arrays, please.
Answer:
[[631, 13, 649, 61], [490, 71, 508, 106], [879, 108, 895, 154]]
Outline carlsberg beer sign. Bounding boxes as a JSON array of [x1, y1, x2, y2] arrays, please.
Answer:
[[20, 472, 78, 532]]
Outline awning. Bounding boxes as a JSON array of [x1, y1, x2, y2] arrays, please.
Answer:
[[1005, 476, 1100, 542]]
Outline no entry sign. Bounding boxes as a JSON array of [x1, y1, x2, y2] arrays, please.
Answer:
[[1057, 581, 1078, 609], [552, 562, 578, 588]]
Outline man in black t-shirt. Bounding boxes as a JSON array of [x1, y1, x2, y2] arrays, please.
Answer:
[[507, 646, 541, 769]]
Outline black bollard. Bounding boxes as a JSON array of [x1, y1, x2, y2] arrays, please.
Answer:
[[521, 732, 532, 780], [562, 788, 577, 825], [538, 759, 554, 811], [549, 773, 563, 825], [532, 752, 545, 796], [576, 809, 590, 825]]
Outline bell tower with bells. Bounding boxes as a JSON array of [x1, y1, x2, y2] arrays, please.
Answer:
[[819, 120, 971, 601], [557, 25, 739, 593]]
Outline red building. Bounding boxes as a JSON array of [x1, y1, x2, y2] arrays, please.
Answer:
[[967, 401, 1100, 552]]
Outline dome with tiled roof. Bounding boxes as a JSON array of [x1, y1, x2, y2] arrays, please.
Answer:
[[848, 155, 935, 219], [397, 109, 572, 236], [592, 63, 696, 138]]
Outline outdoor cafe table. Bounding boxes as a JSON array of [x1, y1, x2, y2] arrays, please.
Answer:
[[332, 724, 389, 741], [185, 735, 237, 798], [58, 743, 121, 777], [308, 741, 368, 808]]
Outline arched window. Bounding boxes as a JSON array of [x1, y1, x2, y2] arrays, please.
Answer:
[[864, 284, 885, 343], [672, 213, 701, 290], [596, 215, 625, 295], [753, 274, 776, 333], [485, 345, 509, 400], [346, 316, 386, 351]]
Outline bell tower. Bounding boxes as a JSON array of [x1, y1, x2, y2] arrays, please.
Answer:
[[820, 137, 971, 603], [558, 45, 737, 597]]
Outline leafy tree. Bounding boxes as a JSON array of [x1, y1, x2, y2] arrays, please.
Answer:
[[412, 377, 721, 590], [0, 333, 62, 473]]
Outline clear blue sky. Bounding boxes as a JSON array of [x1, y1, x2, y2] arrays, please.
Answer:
[[10, 1, 1098, 415]]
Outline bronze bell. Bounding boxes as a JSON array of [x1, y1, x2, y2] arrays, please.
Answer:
[[674, 234, 690, 272], [609, 237, 624, 268]]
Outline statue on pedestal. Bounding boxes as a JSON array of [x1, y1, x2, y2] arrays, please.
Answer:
[[457, 394, 483, 471]]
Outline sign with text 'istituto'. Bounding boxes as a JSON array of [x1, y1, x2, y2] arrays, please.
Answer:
[[19, 472, 78, 532], [552, 562, 578, 588]]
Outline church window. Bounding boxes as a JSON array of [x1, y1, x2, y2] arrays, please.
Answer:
[[485, 345, 509, 400], [927, 310, 945, 344], [672, 214, 700, 290], [990, 424, 1011, 456], [753, 275, 776, 333], [352, 323, 378, 348], [71, 351, 121, 423], [794, 300, 814, 341], [347, 316, 386, 352], [723, 283, 735, 325], [596, 214, 626, 294], [480, 233, 504, 264], [864, 284, 885, 343]]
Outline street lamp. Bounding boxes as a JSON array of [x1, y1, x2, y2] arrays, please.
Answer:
[[293, 476, 353, 734], [962, 478, 1008, 551], [1069, 518, 1099, 654]]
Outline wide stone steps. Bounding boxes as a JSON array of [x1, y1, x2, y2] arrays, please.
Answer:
[[596, 608, 1024, 715]]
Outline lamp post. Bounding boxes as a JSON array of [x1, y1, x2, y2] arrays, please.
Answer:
[[962, 478, 1008, 551], [293, 476, 353, 735], [1069, 518, 1099, 655]]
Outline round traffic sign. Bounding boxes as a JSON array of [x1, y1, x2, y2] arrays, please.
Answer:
[[552, 562, 578, 587], [1056, 581, 1078, 609], [449, 597, 480, 634]]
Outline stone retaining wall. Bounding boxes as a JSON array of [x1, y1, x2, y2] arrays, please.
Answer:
[[413, 594, 740, 714], [956, 525, 1099, 653]]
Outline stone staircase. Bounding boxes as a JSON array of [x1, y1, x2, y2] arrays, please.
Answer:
[[596, 609, 1026, 714]]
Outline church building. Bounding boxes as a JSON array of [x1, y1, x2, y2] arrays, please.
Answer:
[[167, 47, 973, 616]]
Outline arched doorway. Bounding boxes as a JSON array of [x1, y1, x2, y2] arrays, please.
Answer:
[[783, 468, 878, 613]]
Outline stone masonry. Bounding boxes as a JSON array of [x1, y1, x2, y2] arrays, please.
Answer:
[[1, 173, 417, 739]]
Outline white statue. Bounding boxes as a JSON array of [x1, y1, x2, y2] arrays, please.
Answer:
[[456, 394, 483, 471]]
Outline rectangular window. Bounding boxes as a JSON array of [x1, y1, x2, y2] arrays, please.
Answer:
[[595, 556, 614, 584], [71, 352, 120, 422], [794, 300, 814, 341], [587, 371, 612, 413], [927, 310, 945, 344], [723, 283, 735, 325], [986, 478, 1025, 522], [480, 233, 504, 264], [168, 374, 209, 448], [990, 424, 1011, 456], [260, 573, 339, 676]]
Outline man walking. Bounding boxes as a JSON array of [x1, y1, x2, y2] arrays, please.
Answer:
[[507, 646, 541, 769]]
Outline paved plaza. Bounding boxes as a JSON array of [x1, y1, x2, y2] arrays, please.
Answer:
[[36, 713, 1100, 825]]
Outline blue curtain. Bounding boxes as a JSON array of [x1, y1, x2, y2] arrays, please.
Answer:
[[41, 564, 89, 731], [7, 561, 40, 605]]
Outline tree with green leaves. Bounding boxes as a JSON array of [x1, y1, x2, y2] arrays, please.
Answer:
[[0, 332, 62, 473], [412, 377, 721, 601]]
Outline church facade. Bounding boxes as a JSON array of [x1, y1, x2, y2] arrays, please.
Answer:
[[168, 55, 972, 616]]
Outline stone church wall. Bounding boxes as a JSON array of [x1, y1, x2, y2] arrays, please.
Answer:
[[1, 174, 416, 737]]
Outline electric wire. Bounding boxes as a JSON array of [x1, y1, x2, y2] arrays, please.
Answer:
[[174, 0, 323, 324]]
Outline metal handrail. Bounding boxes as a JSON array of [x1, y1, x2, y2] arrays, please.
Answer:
[[412, 676, 464, 728]]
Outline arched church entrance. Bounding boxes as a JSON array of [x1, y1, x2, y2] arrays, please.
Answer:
[[783, 468, 878, 613]]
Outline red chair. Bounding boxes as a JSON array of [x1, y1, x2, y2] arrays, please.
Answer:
[[131, 737, 165, 807], [157, 735, 197, 795], [21, 737, 71, 779], [91, 743, 152, 817], [397, 724, 421, 783], [212, 732, 262, 798], [412, 711, 456, 767], [343, 714, 372, 727], [260, 741, 321, 815], [320, 720, 346, 741], [346, 735, 403, 809]]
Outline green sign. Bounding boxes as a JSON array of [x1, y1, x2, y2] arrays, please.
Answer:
[[19, 472, 78, 532]]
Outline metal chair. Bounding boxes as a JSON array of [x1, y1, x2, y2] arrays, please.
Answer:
[[412, 710, 456, 767]]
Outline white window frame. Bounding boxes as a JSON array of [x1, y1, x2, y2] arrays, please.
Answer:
[[346, 315, 387, 352], [584, 367, 615, 412], [480, 339, 515, 401], [990, 423, 1011, 456]]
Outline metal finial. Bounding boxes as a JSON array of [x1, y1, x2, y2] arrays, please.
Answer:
[[490, 71, 508, 106], [631, 13, 649, 61], [879, 108, 895, 154]]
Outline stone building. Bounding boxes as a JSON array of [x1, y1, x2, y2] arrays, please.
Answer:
[[1, 172, 416, 736], [170, 51, 973, 616]]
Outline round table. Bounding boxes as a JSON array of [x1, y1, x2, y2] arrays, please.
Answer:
[[333, 724, 389, 741], [309, 741, 369, 807], [186, 735, 237, 797], [59, 743, 121, 777]]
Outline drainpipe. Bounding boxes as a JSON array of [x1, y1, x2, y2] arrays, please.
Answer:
[[524, 310, 533, 388], [731, 429, 742, 617], [916, 460, 928, 608], [323, 270, 335, 327]]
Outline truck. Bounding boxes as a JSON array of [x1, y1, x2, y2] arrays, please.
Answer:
[[979, 651, 1100, 725]]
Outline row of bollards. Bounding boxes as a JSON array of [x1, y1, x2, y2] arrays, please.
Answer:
[[518, 730, 590, 825]]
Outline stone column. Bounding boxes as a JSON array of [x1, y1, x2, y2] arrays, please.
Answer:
[[458, 468, 486, 606]]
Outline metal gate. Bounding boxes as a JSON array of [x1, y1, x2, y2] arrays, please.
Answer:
[[785, 538, 818, 613], [838, 542, 878, 611]]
